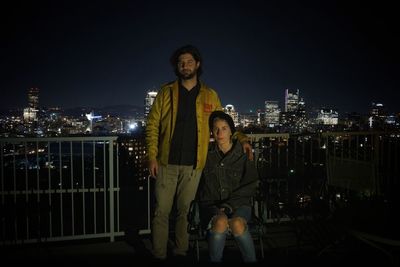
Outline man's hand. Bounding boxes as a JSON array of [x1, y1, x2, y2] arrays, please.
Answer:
[[242, 141, 254, 161], [148, 159, 159, 178]]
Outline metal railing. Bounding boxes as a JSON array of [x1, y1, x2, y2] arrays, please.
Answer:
[[2, 131, 398, 242], [137, 131, 399, 232], [0, 136, 123, 244], [322, 131, 400, 198]]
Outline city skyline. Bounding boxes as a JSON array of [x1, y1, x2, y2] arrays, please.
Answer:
[[2, 0, 399, 114], [4, 86, 396, 117]]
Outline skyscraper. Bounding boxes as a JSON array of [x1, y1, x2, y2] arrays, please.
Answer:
[[224, 104, 239, 126], [265, 100, 280, 127], [284, 88, 300, 112], [369, 102, 386, 129], [23, 87, 39, 121], [282, 88, 308, 132], [28, 87, 39, 109], [144, 89, 158, 118]]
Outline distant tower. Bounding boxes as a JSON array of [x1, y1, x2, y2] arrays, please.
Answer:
[[370, 102, 385, 117], [284, 88, 299, 112], [317, 108, 338, 125], [144, 89, 158, 118], [23, 87, 39, 121], [265, 100, 280, 127], [28, 87, 39, 109], [369, 102, 386, 129], [224, 104, 240, 126], [85, 111, 102, 133]]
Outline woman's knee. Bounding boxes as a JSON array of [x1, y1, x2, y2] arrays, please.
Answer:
[[211, 215, 228, 233], [229, 217, 247, 235]]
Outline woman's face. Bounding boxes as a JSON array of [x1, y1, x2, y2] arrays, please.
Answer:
[[212, 119, 232, 146]]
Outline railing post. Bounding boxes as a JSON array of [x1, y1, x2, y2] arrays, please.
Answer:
[[108, 139, 115, 242], [373, 133, 380, 196]]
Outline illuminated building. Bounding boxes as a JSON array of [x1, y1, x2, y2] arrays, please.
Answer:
[[23, 87, 40, 121], [265, 101, 280, 127], [317, 108, 338, 125], [28, 87, 39, 109], [144, 90, 158, 118], [284, 88, 299, 112], [224, 104, 239, 126]]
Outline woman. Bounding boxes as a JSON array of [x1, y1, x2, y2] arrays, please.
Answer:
[[197, 111, 259, 263]]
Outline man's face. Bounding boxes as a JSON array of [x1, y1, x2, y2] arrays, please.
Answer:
[[177, 53, 200, 80]]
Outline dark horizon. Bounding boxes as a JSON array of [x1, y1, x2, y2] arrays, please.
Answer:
[[2, 0, 399, 114]]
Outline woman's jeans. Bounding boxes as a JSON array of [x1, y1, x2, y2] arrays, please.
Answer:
[[207, 205, 257, 263]]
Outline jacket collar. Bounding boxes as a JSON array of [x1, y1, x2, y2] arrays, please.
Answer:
[[171, 79, 204, 90], [212, 139, 242, 159]]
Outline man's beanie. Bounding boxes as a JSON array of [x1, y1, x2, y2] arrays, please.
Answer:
[[209, 111, 236, 134]]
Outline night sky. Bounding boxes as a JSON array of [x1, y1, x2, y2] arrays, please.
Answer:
[[2, 0, 399, 114]]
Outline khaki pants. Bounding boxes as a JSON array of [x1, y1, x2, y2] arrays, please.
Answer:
[[151, 164, 202, 259]]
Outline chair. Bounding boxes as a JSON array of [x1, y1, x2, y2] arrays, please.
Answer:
[[187, 197, 266, 262]]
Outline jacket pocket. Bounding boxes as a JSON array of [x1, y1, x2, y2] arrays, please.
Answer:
[[226, 167, 242, 188]]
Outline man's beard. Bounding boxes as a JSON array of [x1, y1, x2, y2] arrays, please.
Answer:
[[178, 69, 197, 80]]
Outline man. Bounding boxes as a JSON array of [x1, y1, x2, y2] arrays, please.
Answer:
[[145, 44, 252, 261]]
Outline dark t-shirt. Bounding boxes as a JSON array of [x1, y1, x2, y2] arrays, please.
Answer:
[[168, 81, 200, 166]]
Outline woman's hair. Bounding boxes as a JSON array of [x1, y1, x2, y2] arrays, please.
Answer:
[[209, 110, 236, 134], [170, 44, 203, 77]]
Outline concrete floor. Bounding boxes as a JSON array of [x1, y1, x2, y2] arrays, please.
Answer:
[[1, 222, 397, 266]]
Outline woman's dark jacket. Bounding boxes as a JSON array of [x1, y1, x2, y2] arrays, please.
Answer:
[[197, 139, 259, 213]]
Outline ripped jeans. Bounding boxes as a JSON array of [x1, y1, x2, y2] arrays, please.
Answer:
[[206, 205, 257, 263]]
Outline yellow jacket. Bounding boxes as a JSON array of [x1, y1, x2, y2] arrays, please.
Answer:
[[146, 80, 247, 170]]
